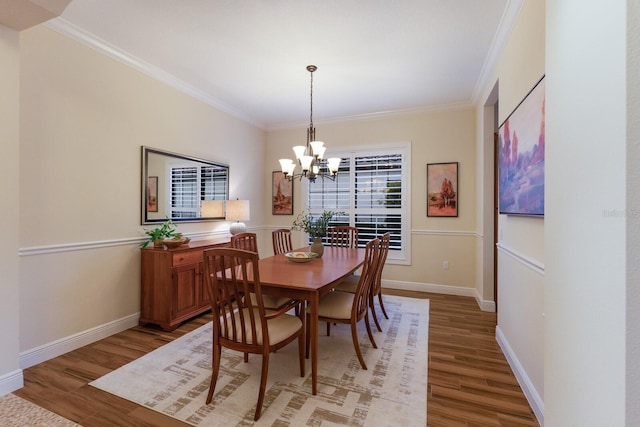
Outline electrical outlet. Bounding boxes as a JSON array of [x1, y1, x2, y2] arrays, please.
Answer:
[[442, 261, 449, 270]]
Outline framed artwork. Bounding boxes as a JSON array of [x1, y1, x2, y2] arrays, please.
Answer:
[[272, 171, 293, 215], [498, 76, 545, 216], [427, 162, 458, 217], [147, 176, 158, 212]]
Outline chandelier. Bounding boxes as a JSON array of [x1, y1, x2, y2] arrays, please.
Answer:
[[279, 65, 341, 182]]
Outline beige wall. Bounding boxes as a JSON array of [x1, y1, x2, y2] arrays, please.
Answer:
[[266, 109, 479, 294], [0, 24, 22, 392], [17, 25, 266, 357], [475, 0, 545, 420]]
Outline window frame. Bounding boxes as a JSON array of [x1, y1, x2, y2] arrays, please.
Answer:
[[303, 142, 411, 265]]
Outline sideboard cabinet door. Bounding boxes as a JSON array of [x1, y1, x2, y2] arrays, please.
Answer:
[[140, 238, 230, 331]]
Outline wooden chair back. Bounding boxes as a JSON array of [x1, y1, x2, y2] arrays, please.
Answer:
[[351, 237, 381, 321], [311, 237, 381, 369], [371, 232, 391, 297], [231, 232, 259, 257], [202, 247, 304, 420], [272, 228, 293, 255], [203, 248, 264, 349], [329, 226, 359, 248]]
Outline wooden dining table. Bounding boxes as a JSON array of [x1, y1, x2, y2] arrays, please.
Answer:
[[257, 246, 365, 395]]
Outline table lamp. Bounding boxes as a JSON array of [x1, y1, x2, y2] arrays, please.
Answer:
[[201, 200, 225, 218], [226, 199, 250, 235]]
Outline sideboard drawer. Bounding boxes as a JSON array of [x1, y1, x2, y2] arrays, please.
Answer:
[[172, 250, 202, 267]]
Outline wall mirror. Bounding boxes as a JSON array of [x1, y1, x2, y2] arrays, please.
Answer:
[[141, 146, 229, 224]]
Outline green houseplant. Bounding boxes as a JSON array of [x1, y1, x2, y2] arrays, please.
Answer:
[[292, 210, 338, 257], [140, 218, 179, 248]]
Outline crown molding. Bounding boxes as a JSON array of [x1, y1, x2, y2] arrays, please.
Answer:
[[472, 0, 525, 105], [267, 100, 474, 131]]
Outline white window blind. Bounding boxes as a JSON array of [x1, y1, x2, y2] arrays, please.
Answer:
[[307, 143, 410, 263], [170, 165, 227, 219]]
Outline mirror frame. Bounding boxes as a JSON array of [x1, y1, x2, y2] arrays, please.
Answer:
[[141, 146, 229, 224]]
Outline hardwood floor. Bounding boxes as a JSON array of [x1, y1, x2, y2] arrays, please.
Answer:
[[387, 290, 539, 426], [13, 290, 539, 426]]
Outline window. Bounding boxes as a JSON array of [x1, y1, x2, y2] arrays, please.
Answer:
[[306, 143, 411, 263], [170, 165, 227, 219]]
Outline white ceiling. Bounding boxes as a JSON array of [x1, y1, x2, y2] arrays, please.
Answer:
[[51, 0, 519, 129]]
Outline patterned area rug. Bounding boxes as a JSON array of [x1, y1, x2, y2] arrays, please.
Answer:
[[0, 394, 79, 427], [90, 295, 429, 426]]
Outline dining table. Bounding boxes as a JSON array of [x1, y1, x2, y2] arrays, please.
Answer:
[[257, 245, 365, 395]]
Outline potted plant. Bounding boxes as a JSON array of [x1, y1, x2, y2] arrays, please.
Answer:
[[292, 210, 338, 257], [140, 218, 179, 248]]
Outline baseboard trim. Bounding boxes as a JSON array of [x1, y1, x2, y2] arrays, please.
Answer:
[[496, 326, 545, 426], [19, 313, 140, 369], [0, 369, 23, 396], [383, 279, 476, 297], [474, 288, 497, 312], [383, 279, 496, 312]]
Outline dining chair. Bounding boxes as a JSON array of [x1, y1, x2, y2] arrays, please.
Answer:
[[230, 232, 259, 255], [328, 226, 359, 248], [306, 237, 381, 370], [231, 232, 293, 311], [202, 247, 305, 421], [334, 233, 391, 332], [272, 228, 293, 255]]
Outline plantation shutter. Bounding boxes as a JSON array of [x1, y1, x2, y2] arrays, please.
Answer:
[[201, 166, 228, 201], [171, 165, 228, 219], [307, 146, 409, 261], [170, 167, 198, 219]]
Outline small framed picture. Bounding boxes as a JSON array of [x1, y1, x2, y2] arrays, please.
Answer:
[[272, 171, 293, 215], [427, 162, 458, 217], [147, 176, 158, 212]]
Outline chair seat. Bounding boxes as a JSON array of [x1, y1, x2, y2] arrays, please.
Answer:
[[333, 274, 359, 293], [226, 308, 302, 346], [249, 293, 295, 310], [311, 291, 355, 320]]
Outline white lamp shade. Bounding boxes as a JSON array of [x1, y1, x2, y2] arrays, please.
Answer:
[[201, 200, 224, 218], [225, 199, 250, 221], [287, 162, 296, 176], [327, 157, 341, 173], [292, 145, 307, 160], [314, 145, 326, 159], [279, 158, 293, 173], [300, 155, 314, 171], [309, 140, 324, 155]]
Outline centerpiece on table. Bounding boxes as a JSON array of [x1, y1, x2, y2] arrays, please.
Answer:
[[291, 210, 337, 257]]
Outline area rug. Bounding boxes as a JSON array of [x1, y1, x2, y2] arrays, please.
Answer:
[[0, 394, 79, 427], [90, 295, 429, 426]]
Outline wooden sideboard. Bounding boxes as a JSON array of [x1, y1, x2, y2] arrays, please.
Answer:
[[139, 237, 230, 331]]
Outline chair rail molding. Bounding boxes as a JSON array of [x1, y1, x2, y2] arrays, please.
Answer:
[[496, 242, 545, 275], [19, 230, 230, 256]]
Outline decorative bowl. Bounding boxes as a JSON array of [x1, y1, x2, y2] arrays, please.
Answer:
[[163, 238, 186, 249], [284, 251, 319, 263]]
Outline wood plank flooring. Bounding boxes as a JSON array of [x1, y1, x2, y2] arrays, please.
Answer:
[[13, 290, 539, 426]]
